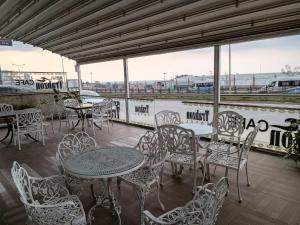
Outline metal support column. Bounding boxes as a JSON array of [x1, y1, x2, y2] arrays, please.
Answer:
[[213, 45, 221, 126], [123, 58, 130, 123], [228, 44, 232, 94], [75, 63, 82, 93]]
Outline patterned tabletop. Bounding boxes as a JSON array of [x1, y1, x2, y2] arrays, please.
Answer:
[[64, 147, 145, 179], [65, 103, 94, 110], [179, 123, 217, 137]]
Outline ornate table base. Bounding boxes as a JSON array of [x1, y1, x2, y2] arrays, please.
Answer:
[[88, 178, 121, 225]]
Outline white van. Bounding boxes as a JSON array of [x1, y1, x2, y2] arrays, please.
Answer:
[[260, 77, 300, 93]]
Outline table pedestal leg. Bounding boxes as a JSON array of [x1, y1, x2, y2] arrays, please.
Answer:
[[88, 178, 121, 225]]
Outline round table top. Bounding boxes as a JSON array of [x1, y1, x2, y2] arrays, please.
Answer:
[[179, 123, 217, 137], [63, 147, 144, 179]]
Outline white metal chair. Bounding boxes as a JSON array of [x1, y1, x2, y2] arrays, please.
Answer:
[[117, 130, 168, 225], [57, 132, 97, 198], [154, 110, 181, 128], [87, 99, 112, 135], [38, 100, 55, 135], [158, 124, 205, 193], [206, 125, 260, 202], [13, 108, 45, 151], [207, 111, 244, 154], [144, 177, 229, 225], [11, 161, 87, 225], [62, 99, 80, 129]]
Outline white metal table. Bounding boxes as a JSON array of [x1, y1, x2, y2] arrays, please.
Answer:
[[179, 123, 217, 183], [63, 146, 144, 225], [179, 123, 216, 138]]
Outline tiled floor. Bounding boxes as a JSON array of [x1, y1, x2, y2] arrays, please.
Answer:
[[0, 121, 299, 225]]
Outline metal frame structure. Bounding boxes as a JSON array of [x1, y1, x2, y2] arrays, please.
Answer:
[[1, 0, 300, 123]]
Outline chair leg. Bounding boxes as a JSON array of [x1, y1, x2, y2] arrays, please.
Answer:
[[201, 161, 206, 185], [160, 165, 164, 186], [245, 162, 250, 187], [41, 130, 45, 146], [90, 184, 96, 200], [136, 189, 146, 225], [193, 166, 198, 194], [92, 120, 95, 136], [156, 179, 165, 210], [237, 170, 242, 203], [213, 165, 217, 176], [17, 134, 21, 150]]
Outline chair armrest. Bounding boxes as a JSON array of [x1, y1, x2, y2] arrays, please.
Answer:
[[24, 195, 86, 225], [29, 175, 70, 201], [144, 210, 176, 225]]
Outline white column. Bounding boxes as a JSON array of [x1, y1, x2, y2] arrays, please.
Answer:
[[75, 63, 82, 93], [123, 58, 130, 123], [213, 45, 221, 126]]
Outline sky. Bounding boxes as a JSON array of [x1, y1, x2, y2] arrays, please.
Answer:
[[0, 34, 299, 82]]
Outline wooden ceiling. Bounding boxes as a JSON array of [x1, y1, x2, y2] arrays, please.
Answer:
[[1, 0, 300, 64]]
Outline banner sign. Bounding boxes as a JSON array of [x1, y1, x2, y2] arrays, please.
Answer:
[[0, 39, 12, 46], [112, 98, 300, 153], [14, 76, 64, 90]]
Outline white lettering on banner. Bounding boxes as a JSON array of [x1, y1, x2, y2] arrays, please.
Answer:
[[112, 99, 299, 152]]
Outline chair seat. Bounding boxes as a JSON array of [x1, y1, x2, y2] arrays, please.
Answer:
[[120, 167, 159, 188], [207, 152, 247, 170], [166, 152, 205, 165], [206, 141, 238, 153]]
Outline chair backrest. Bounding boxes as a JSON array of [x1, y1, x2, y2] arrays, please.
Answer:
[[92, 101, 112, 117], [0, 103, 13, 112], [75, 131, 97, 150], [15, 108, 43, 130], [57, 132, 97, 163], [155, 110, 181, 127], [135, 130, 167, 170], [63, 99, 79, 110], [190, 177, 229, 225], [215, 111, 244, 139], [38, 99, 56, 118], [11, 161, 34, 204], [240, 124, 260, 159], [157, 124, 196, 156]]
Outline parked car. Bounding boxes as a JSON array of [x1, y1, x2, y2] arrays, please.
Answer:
[[80, 90, 104, 104], [260, 77, 300, 93], [287, 86, 300, 94]]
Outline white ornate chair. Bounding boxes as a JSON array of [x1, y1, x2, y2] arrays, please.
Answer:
[[117, 130, 168, 225], [154, 110, 181, 128], [63, 99, 80, 128], [87, 99, 112, 135], [144, 177, 229, 225], [38, 100, 55, 135], [158, 124, 205, 193], [57, 132, 97, 198], [11, 161, 87, 225], [207, 111, 244, 154], [13, 108, 45, 150], [206, 125, 260, 202]]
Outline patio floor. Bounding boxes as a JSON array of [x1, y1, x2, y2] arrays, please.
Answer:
[[0, 121, 299, 225]]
